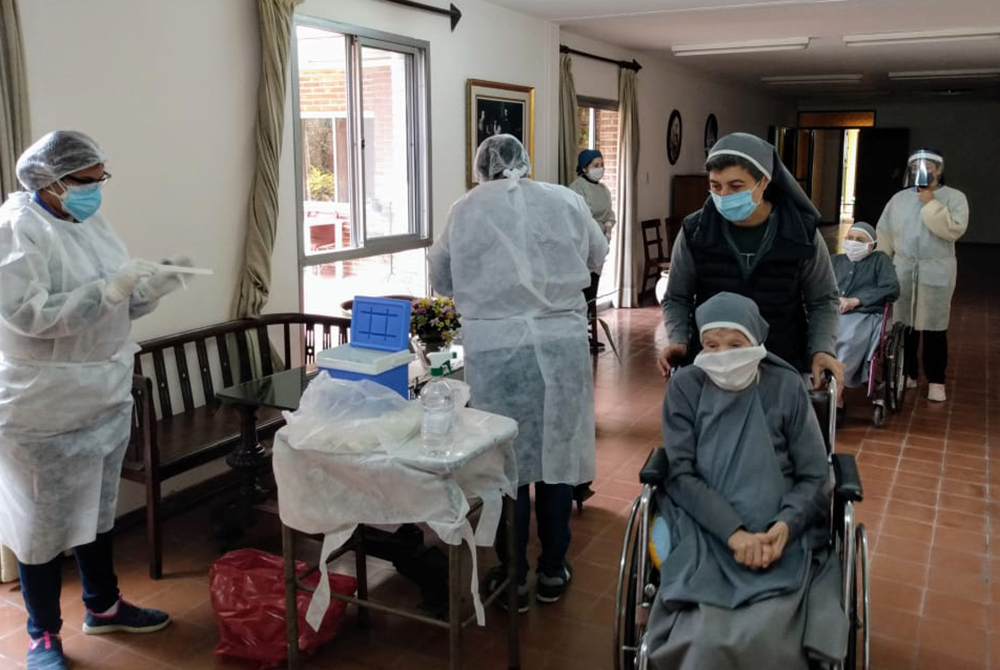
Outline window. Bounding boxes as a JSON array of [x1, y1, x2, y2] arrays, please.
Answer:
[[293, 18, 431, 313], [577, 96, 619, 304]]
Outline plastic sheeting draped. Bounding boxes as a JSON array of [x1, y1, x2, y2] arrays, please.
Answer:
[[274, 398, 517, 631]]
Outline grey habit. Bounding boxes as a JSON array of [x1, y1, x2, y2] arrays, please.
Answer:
[[833, 249, 900, 387], [647, 353, 847, 669]]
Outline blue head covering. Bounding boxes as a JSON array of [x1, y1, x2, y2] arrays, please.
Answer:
[[849, 221, 877, 243], [695, 292, 769, 347], [577, 149, 602, 175]]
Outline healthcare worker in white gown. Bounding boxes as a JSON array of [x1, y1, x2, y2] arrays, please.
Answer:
[[0, 131, 192, 670], [430, 134, 608, 611], [877, 149, 969, 403]]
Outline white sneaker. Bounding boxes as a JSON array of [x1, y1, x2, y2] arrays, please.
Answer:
[[928, 383, 947, 402], [906, 377, 919, 389]]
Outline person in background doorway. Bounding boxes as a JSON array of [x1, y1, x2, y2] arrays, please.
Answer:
[[876, 149, 969, 402], [0, 131, 194, 670], [430, 135, 608, 612], [658, 132, 843, 391], [831, 222, 900, 424], [570, 149, 616, 354]]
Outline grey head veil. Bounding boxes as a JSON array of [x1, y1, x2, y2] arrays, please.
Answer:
[[707, 132, 820, 220]]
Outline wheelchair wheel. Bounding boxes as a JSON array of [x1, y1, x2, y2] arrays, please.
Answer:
[[872, 404, 885, 428], [615, 498, 641, 670], [844, 523, 870, 670], [884, 323, 907, 412]]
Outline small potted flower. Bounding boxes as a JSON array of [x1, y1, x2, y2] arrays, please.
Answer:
[[410, 297, 461, 353]]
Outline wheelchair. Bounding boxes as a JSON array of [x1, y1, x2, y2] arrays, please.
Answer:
[[867, 303, 907, 427], [613, 378, 870, 670]]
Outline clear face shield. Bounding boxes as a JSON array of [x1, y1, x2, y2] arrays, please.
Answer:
[[904, 152, 944, 190]]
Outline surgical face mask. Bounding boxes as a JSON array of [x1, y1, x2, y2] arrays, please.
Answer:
[[710, 181, 762, 222], [587, 167, 605, 182], [693, 345, 767, 392], [843, 240, 873, 262], [52, 183, 103, 221]]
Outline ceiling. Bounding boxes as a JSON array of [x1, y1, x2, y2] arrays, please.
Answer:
[[485, 0, 1000, 99]]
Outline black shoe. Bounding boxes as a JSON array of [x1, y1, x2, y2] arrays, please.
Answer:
[[483, 566, 530, 614], [536, 563, 572, 604]]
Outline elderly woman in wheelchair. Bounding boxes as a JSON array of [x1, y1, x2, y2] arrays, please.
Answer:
[[629, 292, 858, 670]]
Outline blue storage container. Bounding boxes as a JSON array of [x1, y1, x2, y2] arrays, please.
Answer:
[[350, 297, 412, 352], [317, 346, 414, 398]]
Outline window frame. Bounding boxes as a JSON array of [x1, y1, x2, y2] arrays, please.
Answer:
[[291, 15, 432, 269]]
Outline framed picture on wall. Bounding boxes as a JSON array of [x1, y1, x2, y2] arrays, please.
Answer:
[[704, 114, 719, 156], [667, 109, 682, 166], [467, 79, 535, 188]]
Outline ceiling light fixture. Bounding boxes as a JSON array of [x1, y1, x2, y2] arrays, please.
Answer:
[[888, 68, 1000, 80], [761, 74, 863, 85], [672, 37, 810, 57], [844, 28, 1000, 47]]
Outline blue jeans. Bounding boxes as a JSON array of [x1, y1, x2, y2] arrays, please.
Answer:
[[18, 531, 121, 637], [496, 482, 573, 584]]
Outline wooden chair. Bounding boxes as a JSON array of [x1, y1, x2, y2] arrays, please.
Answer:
[[126, 313, 351, 578], [640, 219, 671, 302]]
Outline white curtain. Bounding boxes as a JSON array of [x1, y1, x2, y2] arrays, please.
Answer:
[[0, 0, 30, 582], [558, 53, 579, 187], [613, 68, 640, 308]]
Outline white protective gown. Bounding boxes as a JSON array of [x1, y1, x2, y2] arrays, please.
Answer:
[[0, 192, 158, 564], [429, 178, 609, 486], [877, 186, 969, 331]]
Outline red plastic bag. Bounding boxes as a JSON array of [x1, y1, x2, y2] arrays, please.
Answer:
[[210, 548, 357, 668]]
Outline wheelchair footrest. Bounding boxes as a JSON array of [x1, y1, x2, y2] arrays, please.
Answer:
[[832, 453, 864, 502]]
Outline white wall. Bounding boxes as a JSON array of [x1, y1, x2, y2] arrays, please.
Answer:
[[561, 32, 792, 222], [19, 0, 260, 342], [800, 97, 999, 244]]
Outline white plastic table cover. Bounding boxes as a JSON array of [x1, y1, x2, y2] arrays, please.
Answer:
[[272, 407, 519, 631]]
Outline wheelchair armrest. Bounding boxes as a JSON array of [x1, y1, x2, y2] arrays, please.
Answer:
[[831, 453, 864, 503], [639, 447, 669, 485]]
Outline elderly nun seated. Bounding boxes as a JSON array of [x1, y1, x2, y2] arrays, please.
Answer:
[[832, 222, 900, 418], [646, 292, 848, 670]]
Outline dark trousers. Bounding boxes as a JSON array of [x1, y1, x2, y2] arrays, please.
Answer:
[[904, 328, 948, 384], [18, 531, 120, 638], [496, 483, 573, 584], [583, 272, 600, 344]]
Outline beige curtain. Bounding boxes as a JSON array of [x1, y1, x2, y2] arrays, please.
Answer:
[[613, 68, 640, 308], [232, 0, 303, 319], [0, 0, 30, 201], [0, 0, 29, 582], [557, 53, 579, 186]]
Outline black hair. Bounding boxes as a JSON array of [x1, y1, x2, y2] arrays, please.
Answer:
[[704, 154, 766, 182]]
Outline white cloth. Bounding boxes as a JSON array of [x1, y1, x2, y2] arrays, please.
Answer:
[[569, 176, 616, 240], [273, 407, 518, 632], [0, 192, 161, 564], [429, 179, 607, 487], [877, 186, 969, 330]]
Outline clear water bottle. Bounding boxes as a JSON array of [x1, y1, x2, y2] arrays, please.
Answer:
[[421, 365, 455, 450]]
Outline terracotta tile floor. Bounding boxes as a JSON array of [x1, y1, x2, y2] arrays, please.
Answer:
[[0, 245, 995, 669]]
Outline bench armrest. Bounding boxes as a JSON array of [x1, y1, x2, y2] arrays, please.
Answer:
[[831, 453, 864, 503], [639, 447, 669, 485]]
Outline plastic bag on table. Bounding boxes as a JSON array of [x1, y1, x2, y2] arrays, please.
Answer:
[[281, 374, 421, 453], [210, 549, 357, 669]]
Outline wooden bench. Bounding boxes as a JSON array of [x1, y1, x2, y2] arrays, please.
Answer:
[[124, 313, 351, 578]]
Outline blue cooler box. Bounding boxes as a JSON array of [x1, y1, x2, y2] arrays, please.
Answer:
[[316, 346, 414, 398], [317, 296, 415, 397]]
